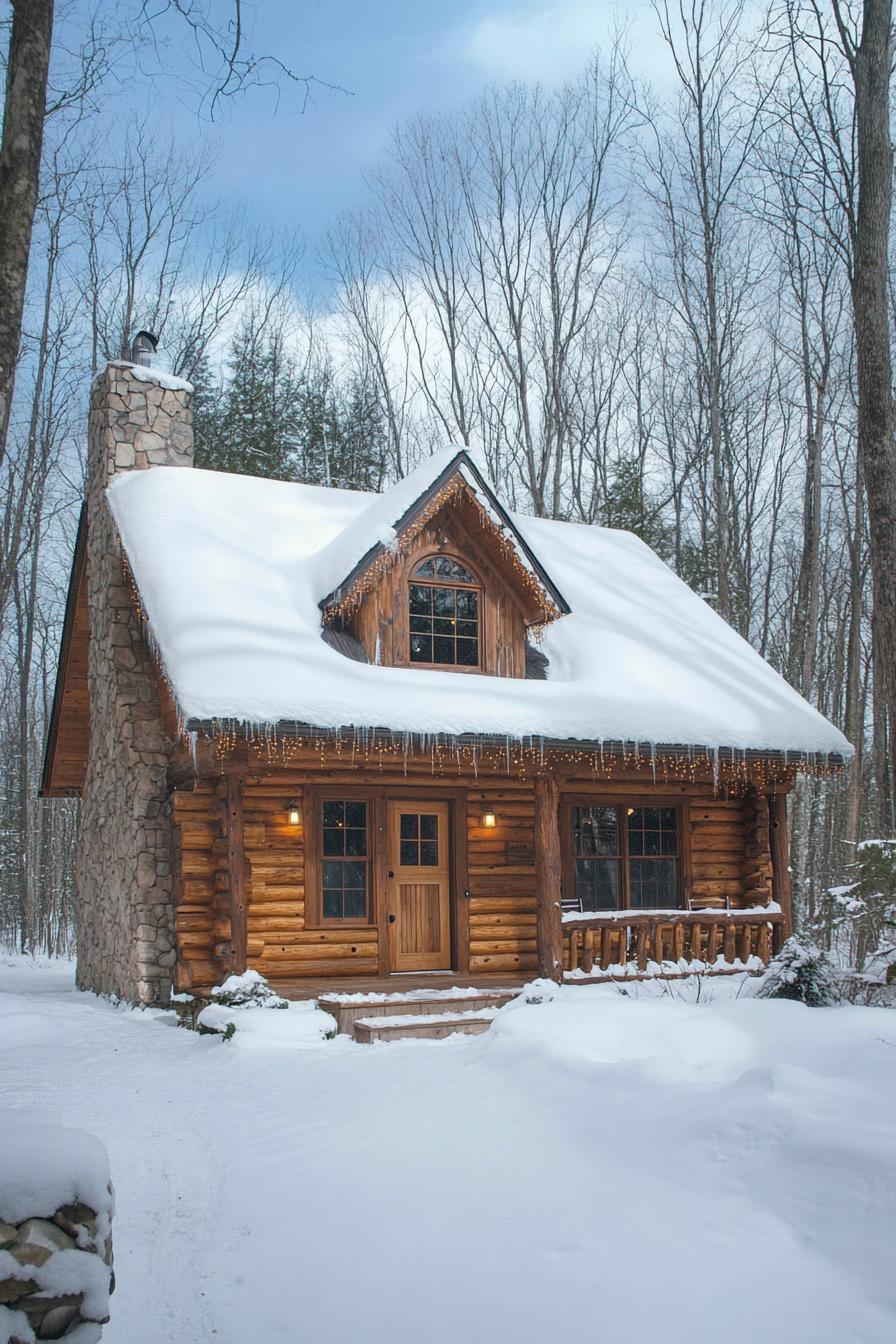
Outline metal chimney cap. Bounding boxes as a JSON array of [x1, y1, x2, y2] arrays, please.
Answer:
[[130, 330, 158, 366]]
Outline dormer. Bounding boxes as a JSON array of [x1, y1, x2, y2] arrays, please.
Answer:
[[319, 449, 569, 678]]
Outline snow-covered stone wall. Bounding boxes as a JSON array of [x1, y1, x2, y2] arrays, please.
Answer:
[[75, 361, 193, 1005], [0, 1123, 114, 1343]]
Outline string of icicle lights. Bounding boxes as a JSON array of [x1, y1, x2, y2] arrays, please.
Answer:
[[195, 721, 844, 794]]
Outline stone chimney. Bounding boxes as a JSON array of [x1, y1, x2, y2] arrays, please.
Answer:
[[76, 360, 194, 1006], [88, 358, 194, 486]]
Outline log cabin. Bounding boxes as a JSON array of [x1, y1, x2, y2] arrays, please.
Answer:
[[41, 358, 852, 1008]]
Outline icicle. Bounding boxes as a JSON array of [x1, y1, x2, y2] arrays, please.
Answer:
[[650, 742, 657, 782]]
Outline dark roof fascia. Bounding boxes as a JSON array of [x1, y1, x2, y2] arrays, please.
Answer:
[[319, 450, 571, 616], [39, 503, 88, 799], [183, 717, 847, 769]]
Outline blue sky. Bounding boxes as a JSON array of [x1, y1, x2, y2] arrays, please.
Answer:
[[153, 1, 667, 278]]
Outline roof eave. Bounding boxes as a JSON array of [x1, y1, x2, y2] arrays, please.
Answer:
[[181, 717, 849, 769]]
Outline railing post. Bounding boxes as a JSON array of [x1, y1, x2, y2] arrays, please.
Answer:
[[768, 792, 793, 939], [535, 772, 563, 982]]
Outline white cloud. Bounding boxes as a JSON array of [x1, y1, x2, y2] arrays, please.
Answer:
[[461, 2, 673, 91], [464, 3, 603, 85]]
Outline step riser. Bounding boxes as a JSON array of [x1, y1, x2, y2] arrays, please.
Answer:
[[321, 991, 516, 1036], [353, 1019, 495, 1043]]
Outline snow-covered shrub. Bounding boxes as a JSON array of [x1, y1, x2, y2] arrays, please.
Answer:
[[522, 978, 559, 1005], [196, 1004, 238, 1038], [209, 969, 288, 1010], [756, 937, 841, 1007]]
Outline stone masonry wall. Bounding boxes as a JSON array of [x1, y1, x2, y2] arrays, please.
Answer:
[[75, 361, 193, 1005]]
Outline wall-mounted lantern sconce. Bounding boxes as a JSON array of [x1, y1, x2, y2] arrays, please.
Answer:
[[481, 810, 497, 829], [287, 800, 300, 826]]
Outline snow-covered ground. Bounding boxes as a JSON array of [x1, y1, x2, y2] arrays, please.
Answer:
[[2, 958, 895, 1344]]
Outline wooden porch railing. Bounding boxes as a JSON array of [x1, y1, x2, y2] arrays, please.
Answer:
[[562, 910, 785, 977]]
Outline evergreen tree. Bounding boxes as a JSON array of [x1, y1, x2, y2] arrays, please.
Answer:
[[189, 352, 224, 470], [756, 937, 841, 1006], [604, 456, 675, 558], [330, 372, 387, 491], [193, 326, 388, 492], [194, 319, 301, 478]]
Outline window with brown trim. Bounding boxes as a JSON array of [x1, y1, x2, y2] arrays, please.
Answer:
[[321, 800, 369, 919], [565, 804, 682, 912], [304, 788, 375, 927], [408, 555, 481, 668]]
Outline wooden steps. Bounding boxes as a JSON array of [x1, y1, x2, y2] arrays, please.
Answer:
[[352, 1010, 499, 1043], [318, 987, 518, 1042]]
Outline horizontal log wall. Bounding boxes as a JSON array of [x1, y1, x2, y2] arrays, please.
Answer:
[[466, 781, 537, 975], [172, 782, 223, 991], [244, 777, 380, 980], [170, 758, 777, 991]]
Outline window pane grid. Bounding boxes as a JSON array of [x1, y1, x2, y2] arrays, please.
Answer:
[[409, 582, 480, 667], [572, 807, 621, 911], [569, 805, 681, 913], [627, 805, 678, 909], [321, 800, 369, 920], [399, 812, 439, 866]]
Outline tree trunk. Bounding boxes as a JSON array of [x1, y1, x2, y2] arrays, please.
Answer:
[[849, 0, 896, 824], [0, 0, 55, 467]]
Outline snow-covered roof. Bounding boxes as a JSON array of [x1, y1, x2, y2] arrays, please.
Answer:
[[106, 459, 852, 758]]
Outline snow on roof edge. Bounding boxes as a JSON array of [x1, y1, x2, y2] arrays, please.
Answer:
[[105, 464, 854, 762]]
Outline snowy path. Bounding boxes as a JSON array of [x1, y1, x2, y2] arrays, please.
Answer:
[[2, 960, 895, 1344]]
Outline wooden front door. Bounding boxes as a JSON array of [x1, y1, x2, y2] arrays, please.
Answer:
[[386, 801, 452, 972]]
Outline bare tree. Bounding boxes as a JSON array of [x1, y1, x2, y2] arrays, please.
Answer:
[[0, 0, 54, 468], [644, 0, 767, 628]]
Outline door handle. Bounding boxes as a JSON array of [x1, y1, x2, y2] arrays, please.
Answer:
[[388, 870, 395, 878], [388, 914, 397, 924]]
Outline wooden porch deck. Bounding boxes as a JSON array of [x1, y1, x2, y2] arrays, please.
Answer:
[[266, 972, 527, 1002]]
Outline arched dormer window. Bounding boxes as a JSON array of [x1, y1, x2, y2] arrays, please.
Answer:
[[408, 555, 481, 668]]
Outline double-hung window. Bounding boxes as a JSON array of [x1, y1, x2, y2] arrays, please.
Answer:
[[305, 792, 373, 926], [408, 555, 481, 668], [566, 803, 682, 912]]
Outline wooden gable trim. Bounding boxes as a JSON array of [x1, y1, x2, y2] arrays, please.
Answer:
[[40, 505, 89, 798], [350, 499, 532, 677], [319, 450, 571, 623]]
